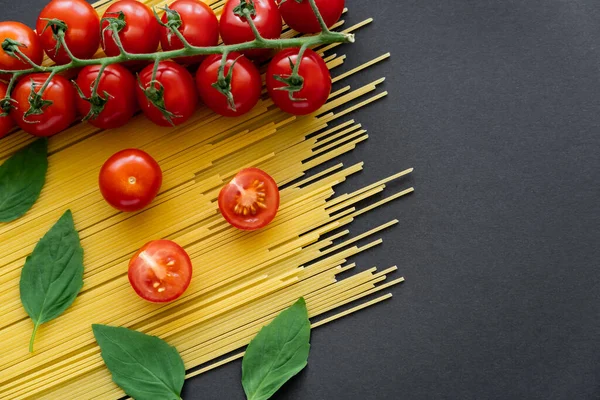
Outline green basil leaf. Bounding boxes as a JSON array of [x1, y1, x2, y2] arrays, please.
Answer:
[[20, 209, 84, 352], [92, 324, 185, 400], [0, 138, 48, 223], [242, 297, 311, 400]]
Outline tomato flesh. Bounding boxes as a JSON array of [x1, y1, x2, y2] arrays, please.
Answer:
[[99, 149, 162, 212], [128, 240, 193, 303], [0, 22, 44, 74], [218, 168, 280, 230]]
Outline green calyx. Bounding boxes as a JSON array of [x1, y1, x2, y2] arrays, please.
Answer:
[[24, 79, 53, 121], [234, 0, 256, 19], [100, 11, 127, 49], [154, 6, 183, 47], [72, 81, 111, 122], [273, 57, 306, 101], [2, 38, 27, 61], [212, 56, 241, 112], [138, 76, 178, 126], [39, 18, 68, 57], [0, 97, 14, 117]]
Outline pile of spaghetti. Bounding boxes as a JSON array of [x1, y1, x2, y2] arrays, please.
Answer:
[[0, 0, 413, 398]]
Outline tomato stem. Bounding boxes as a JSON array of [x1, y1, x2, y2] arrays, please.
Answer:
[[306, 0, 331, 34]]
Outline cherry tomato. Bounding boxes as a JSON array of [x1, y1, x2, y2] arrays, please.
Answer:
[[101, 0, 160, 57], [266, 48, 331, 115], [10, 73, 76, 137], [0, 82, 15, 139], [196, 53, 261, 117], [99, 149, 162, 212], [128, 240, 192, 303], [36, 0, 100, 65], [279, 0, 344, 34], [218, 168, 280, 230], [75, 64, 137, 129], [136, 61, 198, 127], [0, 22, 44, 74], [159, 0, 219, 64], [219, 0, 281, 59]]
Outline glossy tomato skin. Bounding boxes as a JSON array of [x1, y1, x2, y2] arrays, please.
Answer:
[[99, 149, 162, 212], [267, 48, 331, 116], [75, 64, 137, 129], [196, 53, 261, 117], [0, 83, 15, 139], [128, 240, 193, 303], [160, 0, 219, 64], [136, 61, 198, 127], [219, 0, 281, 59], [279, 0, 344, 34], [36, 0, 101, 65], [101, 0, 160, 56], [0, 22, 44, 74], [10, 73, 76, 137], [218, 168, 280, 230]]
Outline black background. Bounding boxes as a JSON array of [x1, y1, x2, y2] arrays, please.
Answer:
[[4, 0, 600, 399]]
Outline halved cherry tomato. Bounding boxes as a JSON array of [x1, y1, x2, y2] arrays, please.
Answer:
[[10, 73, 76, 137], [0, 82, 15, 139], [266, 48, 331, 115], [99, 149, 162, 212], [136, 61, 198, 127], [279, 0, 345, 34], [218, 168, 280, 230], [160, 0, 219, 65], [101, 0, 160, 57], [0, 22, 44, 74], [36, 0, 101, 65], [128, 240, 193, 303], [196, 53, 261, 117], [219, 0, 281, 59], [75, 64, 137, 129]]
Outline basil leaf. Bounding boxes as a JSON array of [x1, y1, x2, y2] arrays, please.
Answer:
[[0, 138, 48, 222], [92, 324, 185, 400], [19, 209, 84, 352], [242, 297, 311, 400]]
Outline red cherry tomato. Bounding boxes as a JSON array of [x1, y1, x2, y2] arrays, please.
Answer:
[[218, 168, 280, 230], [279, 0, 344, 34], [136, 61, 198, 127], [266, 48, 331, 115], [101, 0, 160, 56], [0, 22, 44, 73], [10, 73, 76, 137], [75, 64, 137, 129], [99, 149, 162, 212], [195, 53, 261, 117], [160, 0, 219, 64], [128, 240, 192, 303], [36, 0, 101, 65], [0, 82, 15, 139], [219, 0, 281, 59]]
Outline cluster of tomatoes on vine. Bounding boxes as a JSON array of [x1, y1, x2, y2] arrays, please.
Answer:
[[0, 0, 346, 139]]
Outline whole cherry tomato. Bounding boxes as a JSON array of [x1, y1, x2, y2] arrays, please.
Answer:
[[266, 48, 331, 115], [0, 82, 15, 139], [0, 22, 44, 74], [196, 53, 261, 117], [128, 240, 193, 303], [218, 168, 280, 230], [75, 64, 137, 129], [160, 0, 219, 64], [36, 0, 101, 65], [99, 148, 162, 212], [219, 0, 281, 59], [279, 0, 345, 34], [101, 0, 160, 57], [136, 61, 198, 127], [10, 73, 76, 137]]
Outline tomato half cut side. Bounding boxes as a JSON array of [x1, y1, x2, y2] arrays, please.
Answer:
[[128, 240, 193, 303], [218, 168, 280, 231]]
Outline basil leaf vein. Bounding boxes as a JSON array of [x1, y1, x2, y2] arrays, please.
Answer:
[[92, 324, 185, 400], [19, 209, 84, 352], [242, 297, 311, 400], [0, 138, 48, 223]]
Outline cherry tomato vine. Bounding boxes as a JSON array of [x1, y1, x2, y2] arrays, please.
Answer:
[[0, 0, 354, 131]]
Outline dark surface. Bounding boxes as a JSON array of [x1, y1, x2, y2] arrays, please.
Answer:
[[5, 0, 600, 399]]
